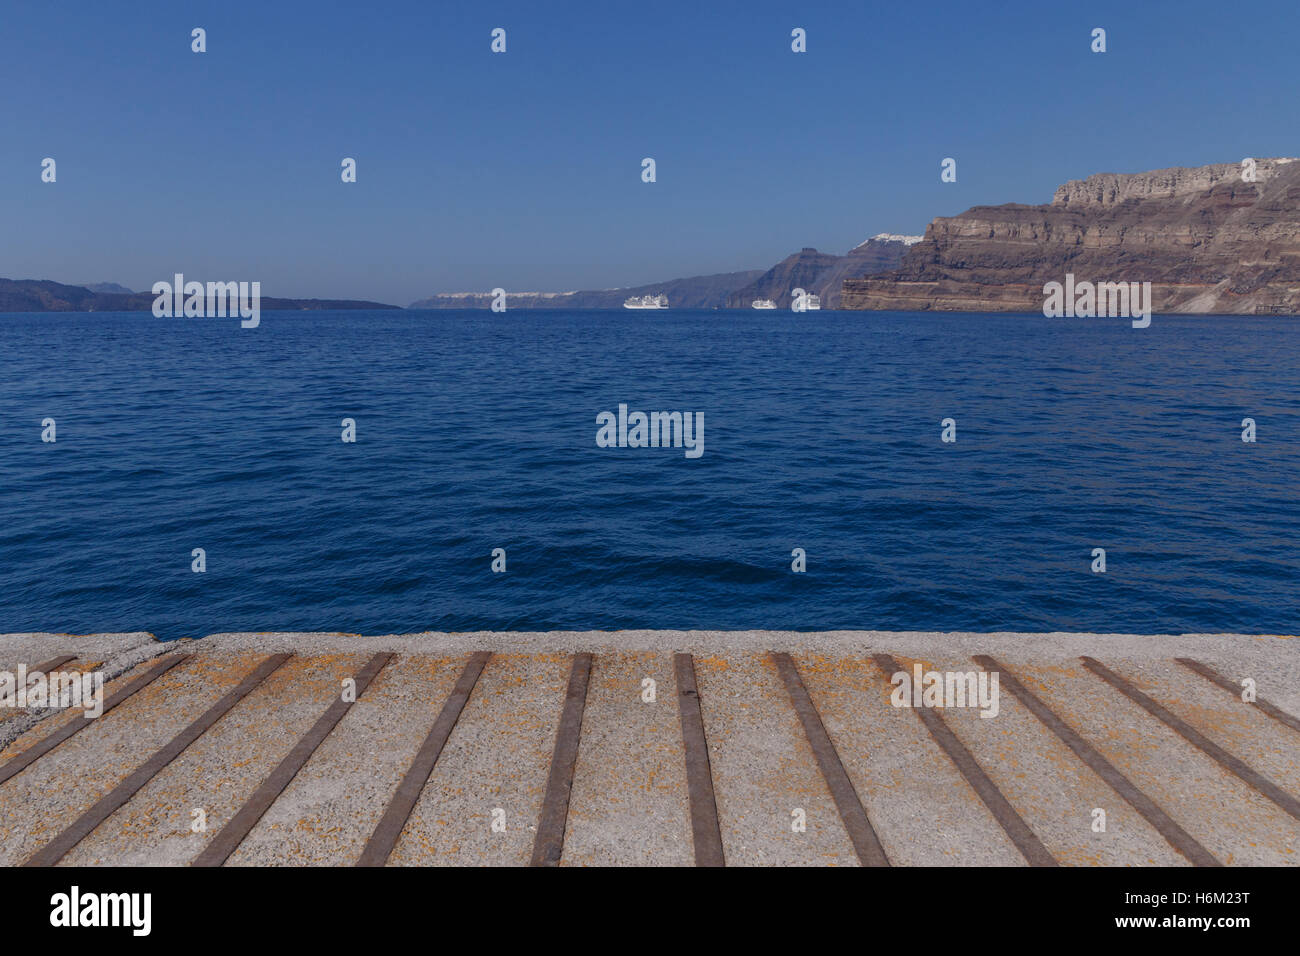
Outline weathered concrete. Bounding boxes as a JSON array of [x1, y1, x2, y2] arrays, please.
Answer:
[[0, 631, 1295, 866], [0, 633, 177, 753]]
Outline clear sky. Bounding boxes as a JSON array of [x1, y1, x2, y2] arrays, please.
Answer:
[[2, 0, 1295, 305]]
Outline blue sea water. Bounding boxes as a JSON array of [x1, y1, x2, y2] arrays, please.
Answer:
[[0, 309, 1296, 640]]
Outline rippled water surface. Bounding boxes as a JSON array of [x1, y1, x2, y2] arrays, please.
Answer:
[[1, 309, 1296, 639]]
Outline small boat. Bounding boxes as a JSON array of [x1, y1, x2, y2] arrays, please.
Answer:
[[751, 299, 777, 309]]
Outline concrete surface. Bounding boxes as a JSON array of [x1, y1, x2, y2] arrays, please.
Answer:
[[0, 630, 1295, 866]]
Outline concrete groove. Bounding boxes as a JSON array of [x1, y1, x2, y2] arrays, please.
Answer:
[[0, 653, 192, 787], [23, 655, 78, 676], [772, 652, 889, 866], [530, 653, 593, 866], [974, 655, 1220, 866], [871, 653, 1058, 866], [194, 652, 394, 867], [1081, 657, 1300, 821], [0, 656, 78, 708], [674, 652, 725, 867], [22, 654, 293, 867], [1176, 657, 1300, 734], [357, 652, 491, 867]]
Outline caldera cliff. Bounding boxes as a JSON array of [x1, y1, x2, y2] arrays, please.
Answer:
[[841, 158, 1300, 314]]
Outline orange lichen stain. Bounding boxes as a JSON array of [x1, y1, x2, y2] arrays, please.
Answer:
[[798, 653, 839, 678], [1019, 662, 1080, 688]]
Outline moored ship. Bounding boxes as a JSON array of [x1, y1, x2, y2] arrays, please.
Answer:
[[623, 294, 669, 309], [791, 288, 822, 312]]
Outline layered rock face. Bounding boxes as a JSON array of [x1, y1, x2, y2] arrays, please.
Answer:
[[842, 158, 1300, 314], [814, 236, 921, 308], [726, 236, 917, 309]]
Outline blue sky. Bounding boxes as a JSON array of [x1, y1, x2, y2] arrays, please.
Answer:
[[2, 0, 1296, 304]]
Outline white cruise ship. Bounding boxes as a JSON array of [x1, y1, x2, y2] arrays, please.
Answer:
[[751, 299, 776, 309], [623, 294, 668, 310], [791, 288, 822, 312]]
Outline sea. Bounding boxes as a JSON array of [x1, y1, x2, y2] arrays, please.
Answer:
[[1, 309, 1296, 640]]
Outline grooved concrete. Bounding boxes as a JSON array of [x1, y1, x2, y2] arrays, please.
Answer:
[[695, 653, 857, 866], [386, 653, 568, 866], [1012, 659, 1297, 865], [1, 631, 1295, 867], [563, 652, 693, 866]]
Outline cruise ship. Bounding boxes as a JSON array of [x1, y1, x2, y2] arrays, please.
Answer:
[[791, 288, 822, 312], [751, 299, 776, 309], [623, 294, 668, 310]]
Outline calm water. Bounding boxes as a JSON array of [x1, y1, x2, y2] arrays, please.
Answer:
[[0, 309, 1296, 640]]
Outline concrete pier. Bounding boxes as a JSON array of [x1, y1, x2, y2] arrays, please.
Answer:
[[0, 631, 1295, 866]]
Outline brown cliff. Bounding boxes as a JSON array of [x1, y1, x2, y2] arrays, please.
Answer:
[[842, 158, 1300, 314]]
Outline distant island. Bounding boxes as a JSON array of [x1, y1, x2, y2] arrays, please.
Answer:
[[8, 159, 1300, 315], [80, 281, 137, 295], [0, 235, 921, 315], [0, 278, 401, 314]]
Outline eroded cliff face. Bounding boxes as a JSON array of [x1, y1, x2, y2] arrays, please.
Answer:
[[842, 158, 1300, 314], [1051, 159, 1296, 207], [726, 237, 917, 309], [725, 248, 843, 309]]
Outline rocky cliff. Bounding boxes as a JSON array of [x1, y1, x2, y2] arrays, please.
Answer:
[[842, 158, 1300, 314], [725, 236, 919, 309], [725, 248, 843, 309]]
